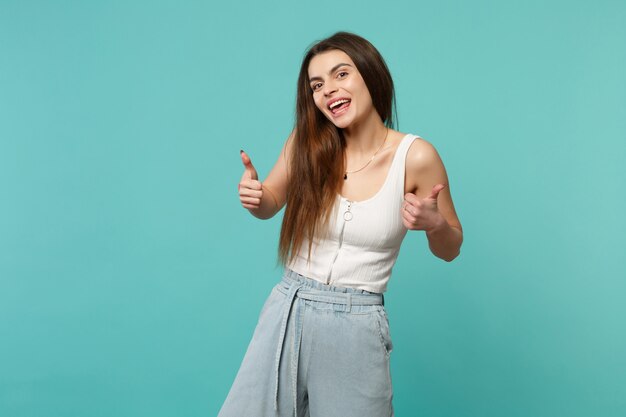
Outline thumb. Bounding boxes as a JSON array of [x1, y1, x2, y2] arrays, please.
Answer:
[[427, 183, 447, 201], [240, 149, 258, 180]]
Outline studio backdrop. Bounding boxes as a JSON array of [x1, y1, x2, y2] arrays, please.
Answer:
[[1, 1, 624, 416]]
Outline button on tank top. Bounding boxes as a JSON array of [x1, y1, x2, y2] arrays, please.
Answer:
[[286, 133, 420, 293]]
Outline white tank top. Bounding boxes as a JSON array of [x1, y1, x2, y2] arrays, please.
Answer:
[[286, 133, 420, 293]]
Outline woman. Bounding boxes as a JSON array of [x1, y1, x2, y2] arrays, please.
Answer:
[[219, 31, 463, 417]]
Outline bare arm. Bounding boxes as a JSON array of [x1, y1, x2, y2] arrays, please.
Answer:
[[403, 138, 463, 261], [238, 129, 295, 220]]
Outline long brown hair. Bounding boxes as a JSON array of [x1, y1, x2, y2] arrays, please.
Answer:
[[278, 31, 398, 268]]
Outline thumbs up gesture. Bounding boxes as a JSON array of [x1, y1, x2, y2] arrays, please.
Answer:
[[402, 184, 447, 232], [238, 150, 263, 210]]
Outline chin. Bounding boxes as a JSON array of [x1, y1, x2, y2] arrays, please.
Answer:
[[326, 112, 355, 129], [328, 119, 349, 129]]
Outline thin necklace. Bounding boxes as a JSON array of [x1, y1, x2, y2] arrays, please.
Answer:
[[344, 128, 389, 180]]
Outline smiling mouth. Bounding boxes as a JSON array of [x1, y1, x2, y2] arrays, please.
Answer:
[[329, 99, 351, 115]]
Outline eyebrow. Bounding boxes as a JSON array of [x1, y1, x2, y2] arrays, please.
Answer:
[[309, 63, 353, 83]]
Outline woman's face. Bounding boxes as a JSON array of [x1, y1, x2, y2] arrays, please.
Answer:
[[307, 49, 374, 129]]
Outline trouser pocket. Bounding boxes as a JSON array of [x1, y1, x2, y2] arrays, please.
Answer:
[[374, 306, 393, 356]]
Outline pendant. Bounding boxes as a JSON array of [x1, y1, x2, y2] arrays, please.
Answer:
[[343, 200, 353, 221]]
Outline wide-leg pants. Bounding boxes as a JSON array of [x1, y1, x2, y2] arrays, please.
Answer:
[[217, 268, 394, 417]]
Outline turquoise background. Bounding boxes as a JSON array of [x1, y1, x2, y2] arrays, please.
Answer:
[[1, 0, 625, 416]]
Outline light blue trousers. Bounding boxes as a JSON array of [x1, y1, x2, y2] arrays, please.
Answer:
[[218, 268, 394, 417]]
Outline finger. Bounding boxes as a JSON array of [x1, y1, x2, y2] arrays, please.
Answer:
[[428, 183, 447, 200], [240, 196, 261, 205], [239, 188, 263, 199], [404, 192, 419, 205], [402, 213, 419, 230], [239, 179, 262, 191], [242, 202, 260, 209], [402, 206, 416, 224], [240, 150, 258, 180], [240, 150, 257, 179], [403, 199, 421, 215], [402, 201, 414, 216]]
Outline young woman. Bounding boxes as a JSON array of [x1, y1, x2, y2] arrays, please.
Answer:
[[219, 31, 463, 417]]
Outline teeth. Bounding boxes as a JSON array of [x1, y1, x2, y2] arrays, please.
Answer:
[[329, 99, 350, 109]]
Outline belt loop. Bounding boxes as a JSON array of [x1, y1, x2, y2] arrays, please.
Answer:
[[346, 293, 352, 312]]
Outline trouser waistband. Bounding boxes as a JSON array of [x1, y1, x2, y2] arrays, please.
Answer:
[[278, 268, 384, 308]]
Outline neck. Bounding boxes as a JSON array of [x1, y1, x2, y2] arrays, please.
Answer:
[[342, 112, 388, 157]]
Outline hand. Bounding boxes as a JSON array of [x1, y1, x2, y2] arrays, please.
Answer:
[[238, 150, 262, 210], [402, 184, 447, 232]]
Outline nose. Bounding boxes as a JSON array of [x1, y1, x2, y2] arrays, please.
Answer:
[[323, 79, 337, 96]]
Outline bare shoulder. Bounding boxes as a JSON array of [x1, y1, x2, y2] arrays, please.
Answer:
[[404, 135, 448, 196], [406, 135, 442, 170]]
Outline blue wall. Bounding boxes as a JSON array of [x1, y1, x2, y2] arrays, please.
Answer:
[[1, 0, 625, 416]]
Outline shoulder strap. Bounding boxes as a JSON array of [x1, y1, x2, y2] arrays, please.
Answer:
[[393, 134, 418, 195]]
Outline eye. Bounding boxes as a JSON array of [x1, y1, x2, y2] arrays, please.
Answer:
[[338, 71, 348, 78], [311, 82, 322, 91]]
